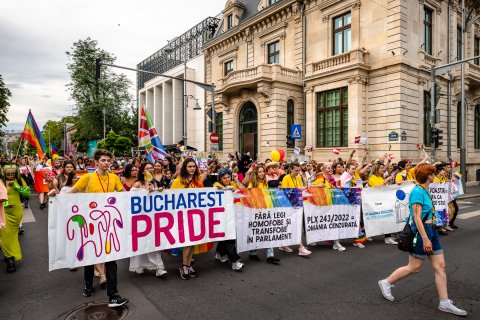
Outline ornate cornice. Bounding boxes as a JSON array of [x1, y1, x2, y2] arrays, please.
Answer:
[[348, 75, 368, 85]]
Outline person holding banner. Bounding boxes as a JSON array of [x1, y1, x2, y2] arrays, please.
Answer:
[[0, 164, 30, 272], [444, 163, 459, 230], [170, 158, 206, 279], [279, 163, 312, 256], [54, 149, 128, 308], [310, 163, 347, 251], [214, 168, 245, 271], [378, 164, 467, 316], [52, 161, 76, 192], [121, 164, 138, 191], [151, 160, 170, 190], [246, 166, 281, 264], [368, 162, 397, 245], [128, 162, 168, 277]]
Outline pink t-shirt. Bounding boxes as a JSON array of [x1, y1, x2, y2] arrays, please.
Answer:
[[0, 180, 7, 229]]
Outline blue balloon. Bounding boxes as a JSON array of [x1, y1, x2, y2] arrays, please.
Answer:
[[396, 190, 406, 201]]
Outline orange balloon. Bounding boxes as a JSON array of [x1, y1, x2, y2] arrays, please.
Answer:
[[270, 150, 281, 162]]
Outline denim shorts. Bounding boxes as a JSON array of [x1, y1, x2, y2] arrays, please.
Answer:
[[410, 223, 443, 260]]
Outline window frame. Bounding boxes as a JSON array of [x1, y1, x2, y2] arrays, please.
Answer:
[[424, 7, 433, 55], [424, 91, 432, 146], [269, 0, 279, 4], [287, 99, 295, 148], [475, 37, 480, 66], [224, 60, 233, 76], [457, 101, 462, 148], [332, 12, 352, 55], [316, 87, 348, 148], [457, 25, 462, 61], [226, 14, 233, 30], [216, 112, 223, 151], [267, 41, 280, 64]]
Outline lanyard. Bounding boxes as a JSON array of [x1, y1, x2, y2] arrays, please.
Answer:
[[96, 171, 110, 193], [290, 174, 298, 188]]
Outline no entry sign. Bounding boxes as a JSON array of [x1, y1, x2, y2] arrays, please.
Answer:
[[210, 132, 219, 144]]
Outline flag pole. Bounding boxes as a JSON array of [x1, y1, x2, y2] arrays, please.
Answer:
[[14, 137, 23, 159]]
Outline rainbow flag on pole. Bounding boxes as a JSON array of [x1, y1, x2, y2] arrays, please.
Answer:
[[21, 110, 47, 159], [50, 142, 58, 155], [138, 106, 168, 162]]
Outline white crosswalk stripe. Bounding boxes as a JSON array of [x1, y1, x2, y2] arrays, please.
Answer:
[[22, 207, 36, 223], [458, 210, 480, 220]]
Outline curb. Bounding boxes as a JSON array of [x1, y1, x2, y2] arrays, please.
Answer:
[[459, 194, 480, 200]]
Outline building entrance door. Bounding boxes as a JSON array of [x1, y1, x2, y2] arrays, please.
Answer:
[[239, 101, 257, 158]]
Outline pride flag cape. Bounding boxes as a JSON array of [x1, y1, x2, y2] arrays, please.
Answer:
[[21, 110, 47, 159]]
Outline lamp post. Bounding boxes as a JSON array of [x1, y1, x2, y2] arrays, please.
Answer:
[[103, 108, 106, 140]]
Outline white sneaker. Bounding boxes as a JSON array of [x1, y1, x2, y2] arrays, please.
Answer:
[[445, 226, 454, 232], [135, 268, 144, 275], [279, 246, 294, 253], [309, 242, 317, 246], [353, 243, 365, 248], [215, 252, 228, 263], [332, 241, 346, 251], [378, 279, 395, 301], [438, 299, 467, 316], [232, 261, 244, 271], [385, 237, 398, 245], [298, 248, 312, 256], [155, 268, 167, 277]]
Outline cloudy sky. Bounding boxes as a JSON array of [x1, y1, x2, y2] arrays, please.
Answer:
[[1, 0, 224, 132]]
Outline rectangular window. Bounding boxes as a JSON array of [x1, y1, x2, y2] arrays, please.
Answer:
[[227, 14, 233, 30], [475, 37, 480, 66], [424, 91, 432, 146], [333, 12, 351, 55], [269, 0, 279, 4], [216, 112, 223, 151], [457, 26, 462, 61], [316, 88, 348, 147], [457, 102, 462, 148], [224, 60, 233, 76], [424, 7, 433, 55], [267, 41, 280, 64], [475, 106, 480, 149]]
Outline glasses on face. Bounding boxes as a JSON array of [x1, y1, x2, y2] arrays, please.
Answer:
[[5, 173, 15, 176]]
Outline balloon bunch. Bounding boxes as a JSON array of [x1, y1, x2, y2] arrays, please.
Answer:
[[270, 149, 286, 162]]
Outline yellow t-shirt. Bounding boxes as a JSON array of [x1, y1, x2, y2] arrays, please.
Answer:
[[311, 175, 335, 188], [281, 174, 304, 188], [170, 178, 202, 189], [213, 181, 239, 189], [248, 182, 267, 189], [368, 174, 385, 187], [353, 170, 361, 182], [396, 168, 417, 183], [433, 176, 448, 183], [73, 172, 124, 193]]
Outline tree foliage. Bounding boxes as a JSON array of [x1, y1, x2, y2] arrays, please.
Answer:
[[97, 131, 133, 156], [41, 115, 78, 154], [66, 38, 134, 144], [0, 75, 12, 129]]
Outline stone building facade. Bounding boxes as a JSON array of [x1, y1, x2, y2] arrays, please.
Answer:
[[204, 0, 480, 184]]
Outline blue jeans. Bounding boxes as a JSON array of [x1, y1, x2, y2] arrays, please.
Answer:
[[410, 223, 443, 260], [249, 248, 274, 258]]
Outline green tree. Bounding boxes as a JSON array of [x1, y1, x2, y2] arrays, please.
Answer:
[[66, 38, 133, 144], [41, 115, 79, 154], [0, 75, 12, 129], [97, 131, 133, 156]]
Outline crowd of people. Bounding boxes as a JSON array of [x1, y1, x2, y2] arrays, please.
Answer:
[[0, 148, 466, 315]]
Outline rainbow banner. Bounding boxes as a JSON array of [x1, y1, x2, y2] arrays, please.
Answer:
[[21, 110, 47, 159], [303, 188, 361, 243], [234, 188, 303, 253], [50, 142, 58, 155]]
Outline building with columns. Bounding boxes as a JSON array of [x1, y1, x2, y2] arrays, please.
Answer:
[[203, 0, 480, 185]]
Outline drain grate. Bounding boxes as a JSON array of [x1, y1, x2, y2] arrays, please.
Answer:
[[63, 302, 128, 320]]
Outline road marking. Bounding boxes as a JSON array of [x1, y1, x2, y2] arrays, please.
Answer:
[[458, 210, 480, 220], [459, 206, 472, 210], [457, 201, 474, 204], [22, 207, 36, 223]]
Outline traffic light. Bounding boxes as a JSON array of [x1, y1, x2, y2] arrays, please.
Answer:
[[431, 127, 444, 149], [95, 58, 101, 80], [286, 135, 295, 148]]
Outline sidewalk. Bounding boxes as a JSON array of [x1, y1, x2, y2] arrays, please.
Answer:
[[460, 184, 480, 199]]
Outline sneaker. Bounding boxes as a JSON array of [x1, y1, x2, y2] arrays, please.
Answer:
[[249, 254, 261, 261], [333, 241, 346, 252], [367, 237, 373, 241], [232, 260, 244, 271], [438, 299, 467, 316], [179, 265, 190, 280], [384, 237, 398, 245], [266, 256, 280, 265], [39, 203, 46, 210], [18, 226, 24, 235], [215, 252, 228, 263], [108, 295, 128, 308], [187, 265, 197, 278], [445, 225, 454, 232], [83, 285, 95, 297], [353, 243, 365, 248], [309, 242, 317, 246], [450, 225, 459, 229], [378, 279, 395, 301], [155, 267, 167, 277], [298, 248, 311, 256], [135, 268, 144, 275], [279, 246, 293, 253]]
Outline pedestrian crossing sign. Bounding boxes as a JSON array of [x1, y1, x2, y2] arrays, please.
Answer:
[[291, 124, 301, 139]]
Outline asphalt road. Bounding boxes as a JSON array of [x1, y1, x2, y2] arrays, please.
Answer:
[[0, 195, 479, 320]]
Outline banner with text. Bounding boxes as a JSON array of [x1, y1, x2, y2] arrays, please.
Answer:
[[303, 188, 361, 243], [48, 188, 236, 270], [234, 188, 303, 253], [428, 182, 450, 226], [362, 182, 415, 237]]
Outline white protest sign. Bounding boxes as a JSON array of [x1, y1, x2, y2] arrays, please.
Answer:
[[429, 182, 450, 226]]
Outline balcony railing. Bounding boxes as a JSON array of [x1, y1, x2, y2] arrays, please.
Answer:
[[306, 49, 369, 76]]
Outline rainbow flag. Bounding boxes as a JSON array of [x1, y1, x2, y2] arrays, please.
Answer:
[[235, 188, 303, 209], [50, 142, 58, 155], [138, 106, 168, 162], [21, 110, 47, 159]]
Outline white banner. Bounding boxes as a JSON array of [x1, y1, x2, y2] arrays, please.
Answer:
[[304, 203, 360, 243], [362, 182, 415, 237], [48, 188, 236, 270], [235, 207, 303, 253], [429, 182, 450, 226]]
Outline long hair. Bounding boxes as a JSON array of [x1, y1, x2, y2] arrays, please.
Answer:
[[179, 158, 202, 187], [123, 163, 135, 179], [153, 160, 164, 174], [1, 164, 23, 186], [64, 171, 76, 188], [137, 162, 152, 184], [251, 166, 266, 188]]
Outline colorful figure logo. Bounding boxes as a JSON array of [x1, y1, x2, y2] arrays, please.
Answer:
[[66, 197, 124, 261]]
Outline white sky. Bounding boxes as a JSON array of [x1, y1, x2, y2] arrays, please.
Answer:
[[1, 0, 224, 131]]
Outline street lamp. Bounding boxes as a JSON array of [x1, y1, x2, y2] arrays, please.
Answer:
[[183, 93, 201, 150]]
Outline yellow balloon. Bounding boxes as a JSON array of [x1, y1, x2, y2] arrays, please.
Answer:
[[270, 150, 281, 162]]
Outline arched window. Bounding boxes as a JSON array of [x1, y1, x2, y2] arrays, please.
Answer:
[[239, 102, 258, 158], [287, 99, 294, 148], [475, 105, 480, 149]]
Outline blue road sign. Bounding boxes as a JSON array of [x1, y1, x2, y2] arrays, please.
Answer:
[[291, 124, 301, 140]]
